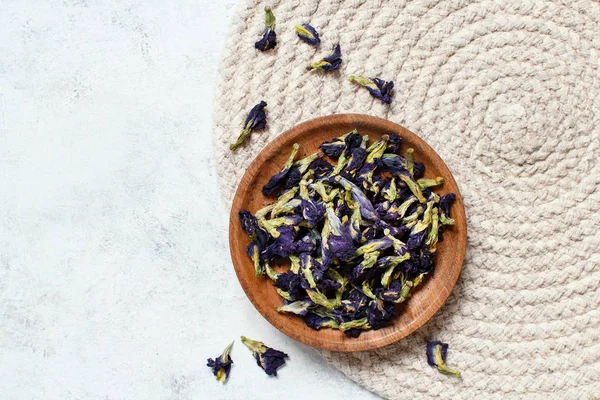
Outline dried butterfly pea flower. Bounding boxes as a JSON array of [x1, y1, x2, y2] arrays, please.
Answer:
[[305, 312, 339, 330], [241, 336, 288, 376], [426, 341, 461, 378], [386, 133, 402, 153], [322, 204, 356, 262], [299, 180, 326, 227], [255, 7, 277, 51], [309, 159, 334, 179], [295, 23, 320, 46], [285, 151, 324, 190], [238, 210, 269, 247], [207, 341, 234, 383], [439, 193, 456, 225], [335, 176, 380, 221], [349, 76, 395, 104], [230, 101, 267, 151], [275, 271, 304, 301], [263, 144, 300, 196], [311, 43, 342, 71]]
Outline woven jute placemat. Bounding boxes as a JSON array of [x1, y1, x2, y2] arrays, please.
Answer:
[[212, 1, 600, 398]]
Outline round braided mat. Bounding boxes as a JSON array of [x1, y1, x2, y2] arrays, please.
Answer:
[[212, 0, 600, 398]]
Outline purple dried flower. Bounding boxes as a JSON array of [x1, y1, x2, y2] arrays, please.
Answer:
[[274, 271, 305, 301], [366, 299, 395, 329], [426, 341, 461, 378], [206, 341, 234, 383], [349, 76, 394, 104], [262, 144, 300, 196], [336, 176, 380, 221], [295, 23, 320, 46], [323, 205, 356, 261], [305, 312, 339, 330], [386, 133, 402, 152], [230, 101, 267, 151], [439, 193, 456, 225], [311, 44, 342, 71], [241, 336, 288, 376], [254, 7, 277, 51]]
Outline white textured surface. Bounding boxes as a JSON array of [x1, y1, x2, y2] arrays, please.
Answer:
[[213, 0, 600, 399], [0, 1, 377, 399]]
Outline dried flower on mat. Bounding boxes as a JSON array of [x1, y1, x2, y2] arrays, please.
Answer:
[[311, 44, 342, 71], [349, 76, 394, 104], [238, 131, 457, 337], [241, 336, 288, 376], [255, 6, 277, 51], [230, 101, 267, 151], [426, 341, 461, 378], [295, 23, 320, 46], [206, 341, 234, 383]]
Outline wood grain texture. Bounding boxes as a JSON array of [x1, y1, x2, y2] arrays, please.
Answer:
[[229, 114, 467, 352]]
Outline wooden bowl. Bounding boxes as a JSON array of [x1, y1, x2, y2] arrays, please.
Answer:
[[229, 114, 466, 352]]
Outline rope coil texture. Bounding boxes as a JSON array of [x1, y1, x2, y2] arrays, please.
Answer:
[[212, 1, 600, 398]]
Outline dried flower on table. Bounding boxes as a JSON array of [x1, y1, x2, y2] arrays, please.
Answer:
[[241, 336, 288, 376], [426, 341, 461, 378], [310, 44, 342, 71], [255, 7, 277, 51], [349, 76, 395, 104], [206, 341, 234, 383], [295, 23, 320, 46], [230, 101, 267, 151]]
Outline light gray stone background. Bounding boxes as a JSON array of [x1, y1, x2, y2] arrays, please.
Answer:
[[0, 1, 378, 399]]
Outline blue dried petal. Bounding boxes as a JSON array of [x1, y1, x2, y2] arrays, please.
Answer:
[[293, 233, 318, 254], [407, 230, 427, 251], [275, 271, 305, 300], [336, 176, 380, 221], [387, 134, 402, 153], [206, 341, 234, 383], [439, 193, 456, 216], [366, 299, 395, 329], [327, 230, 356, 261], [320, 138, 345, 158], [413, 162, 426, 178], [305, 312, 338, 330], [376, 279, 403, 302], [309, 159, 334, 179], [311, 44, 342, 71], [378, 154, 406, 174], [230, 101, 267, 151], [263, 144, 300, 196], [262, 226, 296, 260], [426, 341, 461, 378], [255, 7, 277, 51], [244, 100, 268, 131], [295, 23, 320, 46], [345, 147, 367, 175], [301, 198, 326, 227], [239, 210, 269, 247], [241, 336, 288, 377], [349, 76, 394, 104], [343, 131, 363, 156]]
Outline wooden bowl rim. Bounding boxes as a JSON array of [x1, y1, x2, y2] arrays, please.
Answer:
[[229, 114, 466, 352]]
